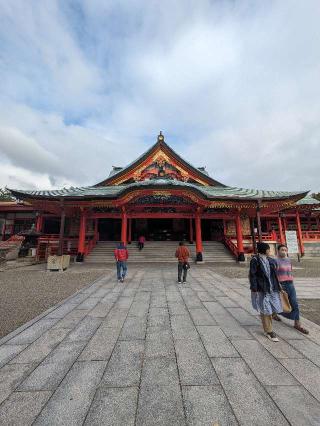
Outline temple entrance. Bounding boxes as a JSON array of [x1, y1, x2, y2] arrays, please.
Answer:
[[201, 219, 224, 241], [133, 218, 188, 241], [98, 219, 121, 241]]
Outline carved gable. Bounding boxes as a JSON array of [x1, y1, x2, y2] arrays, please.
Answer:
[[132, 150, 189, 183], [95, 132, 225, 187]]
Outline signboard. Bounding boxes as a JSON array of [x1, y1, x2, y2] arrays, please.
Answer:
[[285, 231, 299, 254]]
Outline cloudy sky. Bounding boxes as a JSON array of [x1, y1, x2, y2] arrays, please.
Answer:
[[0, 0, 319, 192]]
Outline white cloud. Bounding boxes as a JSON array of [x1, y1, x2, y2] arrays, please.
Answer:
[[0, 0, 319, 191], [0, 126, 63, 175]]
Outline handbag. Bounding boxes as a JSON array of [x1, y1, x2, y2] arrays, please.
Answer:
[[279, 285, 292, 313]]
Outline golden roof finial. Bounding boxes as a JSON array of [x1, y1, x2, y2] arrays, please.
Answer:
[[157, 131, 164, 142]]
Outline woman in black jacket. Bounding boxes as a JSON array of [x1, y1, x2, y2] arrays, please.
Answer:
[[249, 242, 282, 342]]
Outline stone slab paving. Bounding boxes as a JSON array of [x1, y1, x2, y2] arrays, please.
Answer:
[[235, 277, 320, 299], [0, 266, 320, 425]]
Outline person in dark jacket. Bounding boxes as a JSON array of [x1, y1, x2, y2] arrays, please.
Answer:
[[114, 242, 129, 283], [249, 242, 282, 342]]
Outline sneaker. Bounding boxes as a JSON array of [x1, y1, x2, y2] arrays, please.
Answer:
[[117, 279, 121, 283], [266, 331, 279, 342], [178, 281, 182, 284]]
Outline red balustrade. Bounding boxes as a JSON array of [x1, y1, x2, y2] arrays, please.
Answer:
[[302, 231, 320, 241], [37, 235, 97, 261]]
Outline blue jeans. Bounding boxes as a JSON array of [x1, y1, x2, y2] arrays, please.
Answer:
[[116, 261, 127, 280], [280, 281, 300, 321]]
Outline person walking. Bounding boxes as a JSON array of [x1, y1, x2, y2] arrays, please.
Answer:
[[175, 241, 190, 284], [138, 235, 145, 251], [249, 242, 283, 342], [275, 244, 309, 334], [114, 241, 129, 283]]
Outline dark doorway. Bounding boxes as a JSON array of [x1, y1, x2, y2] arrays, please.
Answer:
[[98, 219, 121, 241], [201, 219, 224, 241], [43, 218, 60, 234], [133, 218, 188, 241]]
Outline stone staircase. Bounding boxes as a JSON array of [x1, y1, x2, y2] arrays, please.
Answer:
[[304, 242, 320, 258], [85, 240, 235, 264]]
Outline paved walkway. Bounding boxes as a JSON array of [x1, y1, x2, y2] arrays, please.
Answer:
[[235, 277, 320, 299], [1, 266, 320, 425]]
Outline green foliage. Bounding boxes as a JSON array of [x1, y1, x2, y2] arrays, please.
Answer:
[[0, 189, 14, 201]]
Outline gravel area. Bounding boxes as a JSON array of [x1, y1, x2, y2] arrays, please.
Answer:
[[0, 264, 108, 338]]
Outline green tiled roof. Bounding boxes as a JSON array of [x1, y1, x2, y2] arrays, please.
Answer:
[[296, 193, 320, 206], [9, 179, 308, 202]]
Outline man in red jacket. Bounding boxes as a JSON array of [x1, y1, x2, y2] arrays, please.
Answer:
[[114, 242, 129, 283], [175, 241, 190, 284]]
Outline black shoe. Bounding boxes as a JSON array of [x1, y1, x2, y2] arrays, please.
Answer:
[[266, 331, 279, 342]]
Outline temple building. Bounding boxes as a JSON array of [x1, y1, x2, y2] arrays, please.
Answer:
[[1, 133, 320, 262]]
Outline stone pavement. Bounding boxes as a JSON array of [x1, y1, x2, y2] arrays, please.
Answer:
[[235, 276, 320, 299], [0, 266, 320, 425]]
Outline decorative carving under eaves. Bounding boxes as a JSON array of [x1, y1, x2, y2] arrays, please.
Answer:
[[143, 207, 177, 213], [131, 195, 194, 205], [93, 207, 120, 213], [203, 208, 230, 213]]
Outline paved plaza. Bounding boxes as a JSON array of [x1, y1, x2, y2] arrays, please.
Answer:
[[0, 266, 320, 425]]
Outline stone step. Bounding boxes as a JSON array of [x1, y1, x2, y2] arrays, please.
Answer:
[[85, 240, 235, 263]]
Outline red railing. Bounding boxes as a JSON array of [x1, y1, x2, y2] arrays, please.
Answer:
[[84, 235, 98, 255], [36, 234, 98, 260], [224, 231, 280, 258], [223, 237, 238, 259], [302, 231, 320, 241], [242, 233, 277, 242]]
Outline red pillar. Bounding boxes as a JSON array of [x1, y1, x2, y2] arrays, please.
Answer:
[[77, 210, 87, 261], [58, 208, 66, 256], [256, 204, 262, 243], [121, 209, 127, 245], [235, 213, 245, 261], [296, 210, 305, 256], [35, 214, 43, 232], [128, 218, 132, 243], [223, 219, 227, 236], [1, 215, 6, 241], [278, 214, 285, 244], [195, 211, 203, 261], [316, 216, 320, 231], [189, 218, 194, 243]]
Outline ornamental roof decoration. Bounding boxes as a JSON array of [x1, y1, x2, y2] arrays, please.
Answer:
[[96, 132, 225, 187]]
